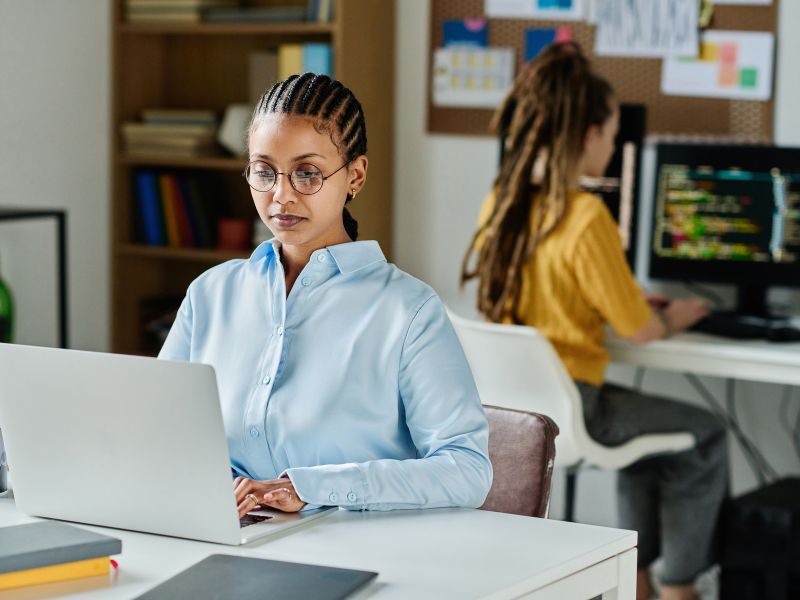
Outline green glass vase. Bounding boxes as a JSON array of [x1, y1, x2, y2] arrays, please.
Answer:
[[0, 255, 14, 343]]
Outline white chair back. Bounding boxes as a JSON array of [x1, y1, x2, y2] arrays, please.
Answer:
[[448, 310, 586, 468]]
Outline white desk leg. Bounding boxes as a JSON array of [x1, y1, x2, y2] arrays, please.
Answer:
[[603, 548, 637, 600]]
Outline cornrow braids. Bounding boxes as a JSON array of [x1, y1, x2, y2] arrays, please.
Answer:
[[460, 41, 614, 323], [249, 73, 368, 240]]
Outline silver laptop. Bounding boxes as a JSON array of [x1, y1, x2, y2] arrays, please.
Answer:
[[0, 343, 334, 545]]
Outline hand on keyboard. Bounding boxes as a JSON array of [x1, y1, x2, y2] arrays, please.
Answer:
[[690, 312, 800, 342]]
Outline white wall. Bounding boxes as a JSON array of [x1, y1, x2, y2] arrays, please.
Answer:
[[395, 0, 800, 526], [775, 0, 800, 145], [0, 0, 110, 351]]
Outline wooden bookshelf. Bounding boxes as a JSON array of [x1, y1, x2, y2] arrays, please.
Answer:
[[119, 23, 336, 35], [117, 244, 250, 263], [117, 154, 246, 170], [110, 0, 395, 355]]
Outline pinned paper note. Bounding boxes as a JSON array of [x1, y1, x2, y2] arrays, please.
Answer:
[[433, 47, 515, 108], [661, 31, 774, 100], [594, 0, 699, 58], [485, 0, 585, 21], [443, 19, 488, 48], [525, 27, 572, 62]]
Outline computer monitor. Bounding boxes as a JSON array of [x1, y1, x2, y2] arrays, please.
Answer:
[[497, 103, 646, 270], [649, 143, 800, 318]]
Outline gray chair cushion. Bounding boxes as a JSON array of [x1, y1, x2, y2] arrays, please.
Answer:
[[480, 405, 559, 518]]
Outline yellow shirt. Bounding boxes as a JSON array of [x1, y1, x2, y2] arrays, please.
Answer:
[[477, 191, 652, 386]]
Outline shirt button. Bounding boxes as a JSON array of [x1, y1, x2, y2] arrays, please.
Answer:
[[347, 491, 357, 502], [328, 492, 338, 503], [262, 376, 271, 385], [301, 277, 311, 287], [317, 253, 327, 262], [277, 326, 284, 336], [250, 427, 259, 438]]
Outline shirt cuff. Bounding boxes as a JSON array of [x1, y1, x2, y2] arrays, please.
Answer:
[[283, 463, 370, 510]]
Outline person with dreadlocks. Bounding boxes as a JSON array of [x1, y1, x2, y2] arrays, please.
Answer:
[[462, 43, 728, 600], [160, 73, 492, 517]]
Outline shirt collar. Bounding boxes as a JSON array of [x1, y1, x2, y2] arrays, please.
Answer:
[[249, 238, 386, 274], [327, 240, 386, 273], [248, 239, 281, 264]]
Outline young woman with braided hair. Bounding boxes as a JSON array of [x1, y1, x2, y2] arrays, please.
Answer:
[[160, 73, 492, 517], [462, 43, 728, 600]]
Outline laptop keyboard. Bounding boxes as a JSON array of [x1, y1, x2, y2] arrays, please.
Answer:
[[240, 513, 273, 528]]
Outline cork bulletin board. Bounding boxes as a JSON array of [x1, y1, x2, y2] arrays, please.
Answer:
[[428, 0, 779, 140]]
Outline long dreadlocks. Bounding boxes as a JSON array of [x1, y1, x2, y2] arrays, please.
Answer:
[[460, 42, 614, 323]]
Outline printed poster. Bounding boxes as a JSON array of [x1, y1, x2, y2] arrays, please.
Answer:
[[433, 47, 516, 108], [594, 0, 699, 58], [661, 30, 774, 101], [485, 0, 585, 21]]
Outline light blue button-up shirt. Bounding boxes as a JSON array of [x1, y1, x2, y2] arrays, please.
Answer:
[[159, 239, 492, 511]]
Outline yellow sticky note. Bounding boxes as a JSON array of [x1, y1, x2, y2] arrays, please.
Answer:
[[700, 42, 719, 62]]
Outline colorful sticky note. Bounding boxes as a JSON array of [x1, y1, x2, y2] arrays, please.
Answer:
[[739, 68, 758, 89], [699, 42, 719, 62], [537, 0, 574, 8], [718, 65, 738, 87], [555, 27, 572, 43], [525, 27, 572, 62], [443, 19, 488, 48], [719, 43, 738, 66]]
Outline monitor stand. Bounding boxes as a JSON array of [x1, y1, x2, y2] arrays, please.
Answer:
[[725, 285, 790, 325]]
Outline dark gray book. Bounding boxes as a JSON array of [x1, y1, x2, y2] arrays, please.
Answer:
[[135, 554, 378, 600], [0, 521, 122, 574], [204, 6, 307, 23]]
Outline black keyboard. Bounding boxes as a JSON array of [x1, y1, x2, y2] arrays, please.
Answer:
[[690, 312, 800, 342], [239, 513, 273, 528]]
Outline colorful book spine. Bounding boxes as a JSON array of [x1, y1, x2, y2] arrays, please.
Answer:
[[168, 175, 195, 247], [136, 171, 165, 246], [159, 174, 181, 248], [278, 44, 304, 80], [178, 176, 207, 248], [189, 176, 217, 247], [302, 43, 333, 76], [0, 557, 109, 591]]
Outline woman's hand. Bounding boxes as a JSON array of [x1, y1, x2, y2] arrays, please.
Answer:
[[662, 297, 710, 333], [233, 476, 307, 517], [626, 296, 710, 343], [644, 292, 671, 311]]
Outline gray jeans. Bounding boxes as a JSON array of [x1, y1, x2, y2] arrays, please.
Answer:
[[576, 381, 729, 586]]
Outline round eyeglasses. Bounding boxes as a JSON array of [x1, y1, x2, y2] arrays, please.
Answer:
[[243, 161, 348, 195]]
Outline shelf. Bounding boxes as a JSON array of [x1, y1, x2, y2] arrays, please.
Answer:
[[119, 23, 335, 35], [117, 244, 250, 263], [111, 0, 394, 354], [118, 154, 246, 171]]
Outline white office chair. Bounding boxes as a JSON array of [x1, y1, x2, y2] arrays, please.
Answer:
[[448, 309, 695, 521]]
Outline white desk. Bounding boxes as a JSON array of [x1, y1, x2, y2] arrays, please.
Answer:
[[0, 497, 636, 600], [607, 333, 800, 386]]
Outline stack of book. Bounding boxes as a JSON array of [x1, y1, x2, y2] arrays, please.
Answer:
[[0, 521, 121, 591], [205, 4, 307, 23], [307, 0, 333, 23], [125, 0, 240, 24], [133, 170, 221, 249], [122, 109, 219, 158]]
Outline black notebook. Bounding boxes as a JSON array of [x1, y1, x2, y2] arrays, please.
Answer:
[[135, 554, 378, 600]]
